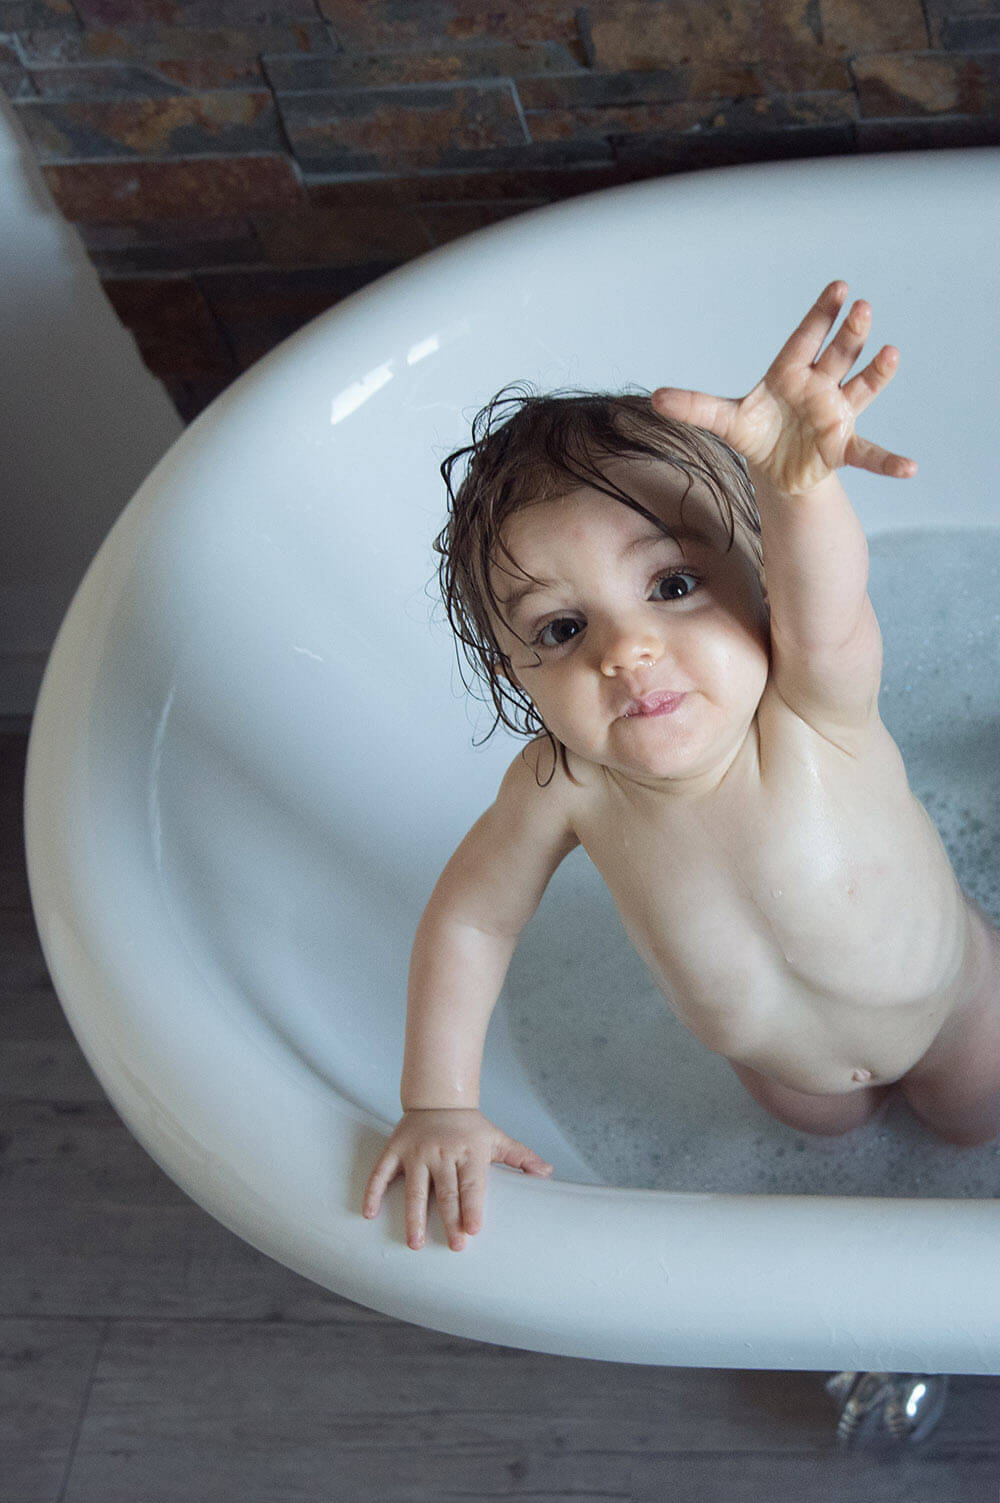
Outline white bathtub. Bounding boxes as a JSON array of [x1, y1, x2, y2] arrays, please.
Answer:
[[25, 146, 1000, 1373]]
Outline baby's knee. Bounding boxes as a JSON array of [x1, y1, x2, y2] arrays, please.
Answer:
[[899, 1075, 1000, 1147], [914, 1110, 1000, 1147]]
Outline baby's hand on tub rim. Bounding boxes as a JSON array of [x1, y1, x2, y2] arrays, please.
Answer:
[[362, 1108, 554, 1251]]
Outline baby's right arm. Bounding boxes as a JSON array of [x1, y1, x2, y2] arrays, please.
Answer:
[[362, 739, 579, 1251]]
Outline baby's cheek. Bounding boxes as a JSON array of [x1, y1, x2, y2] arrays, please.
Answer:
[[526, 683, 564, 728]]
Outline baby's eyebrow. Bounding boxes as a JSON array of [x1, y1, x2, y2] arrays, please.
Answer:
[[623, 524, 713, 556], [499, 578, 546, 614], [498, 524, 712, 615]]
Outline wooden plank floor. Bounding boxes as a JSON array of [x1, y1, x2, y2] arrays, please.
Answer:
[[3, 726, 999, 1502]]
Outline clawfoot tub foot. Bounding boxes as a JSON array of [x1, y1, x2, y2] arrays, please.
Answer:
[[824, 1371, 949, 1448]]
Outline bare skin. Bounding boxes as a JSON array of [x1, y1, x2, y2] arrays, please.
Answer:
[[363, 282, 1000, 1252]]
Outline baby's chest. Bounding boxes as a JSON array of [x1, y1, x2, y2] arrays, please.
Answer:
[[641, 829, 894, 990], [579, 764, 953, 1014], [600, 811, 890, 984]]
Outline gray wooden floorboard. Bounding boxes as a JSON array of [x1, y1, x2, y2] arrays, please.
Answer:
[[1, 1092, 375, 1324], [0, 1318, 106, 1503], [631, 1449, 1000, 1502], [4, 729, 1000, 1502]]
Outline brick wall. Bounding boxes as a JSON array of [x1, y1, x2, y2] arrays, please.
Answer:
[[2, 0, 998, 423]]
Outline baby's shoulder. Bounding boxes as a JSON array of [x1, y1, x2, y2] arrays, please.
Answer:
[[514, 735, 602, 795], [496, 735, 593, 838]]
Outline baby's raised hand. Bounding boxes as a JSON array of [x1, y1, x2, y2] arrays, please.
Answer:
[[362, 1107, 553, 1251], [651, 280, 918, 496]]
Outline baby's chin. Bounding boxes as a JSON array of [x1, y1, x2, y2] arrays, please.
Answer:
[[556, 728, 707, 785], [564, 707, 753, 788]]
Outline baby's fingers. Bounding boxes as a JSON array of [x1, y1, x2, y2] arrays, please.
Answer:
[[845, 432, 918, 479], [362, 1149, 401, 1220], [495, 1136, 555, 1176], [457, 1158, 488, 1238], [430, 1161, 467, 1252], [404, 1161, 432, 1250], [841, 342, 901, 416], [773, 279, 847, 370], [651, 386, 740, 443]]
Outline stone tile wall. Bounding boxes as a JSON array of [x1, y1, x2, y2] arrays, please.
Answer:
[[2, 0, 998, 421]]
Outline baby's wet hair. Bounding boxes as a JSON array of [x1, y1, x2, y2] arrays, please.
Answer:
[[434, 383, 763, 779]]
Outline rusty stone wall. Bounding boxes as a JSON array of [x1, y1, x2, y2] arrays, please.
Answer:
[[2, 0, 998, 421]]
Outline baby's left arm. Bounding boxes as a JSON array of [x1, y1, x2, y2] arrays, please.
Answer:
[[651, 281, 918, 734]]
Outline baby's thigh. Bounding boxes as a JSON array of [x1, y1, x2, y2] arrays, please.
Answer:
[[898, 908, 1000, 1147], [728, 1060, 893, 1137]]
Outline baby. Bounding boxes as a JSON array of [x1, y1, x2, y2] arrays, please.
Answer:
[[363, 281, 1000, 1252]]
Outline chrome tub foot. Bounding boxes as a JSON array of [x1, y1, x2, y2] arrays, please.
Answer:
[[825, 1371, 950, 1448]]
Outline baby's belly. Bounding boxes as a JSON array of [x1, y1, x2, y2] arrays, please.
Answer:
[[627, 883, 975, 1096]]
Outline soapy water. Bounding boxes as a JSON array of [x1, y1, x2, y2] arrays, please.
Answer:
[[501, 529, 1000, 1196]]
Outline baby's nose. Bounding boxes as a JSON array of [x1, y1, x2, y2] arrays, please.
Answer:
[[599, 622, 663, 677]]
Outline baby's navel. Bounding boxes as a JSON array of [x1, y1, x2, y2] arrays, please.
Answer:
[[851, 1068, 874, 1083]]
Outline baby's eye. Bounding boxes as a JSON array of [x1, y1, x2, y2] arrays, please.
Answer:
[[651, 569, 700, 601], [535, 616, 583, 649]]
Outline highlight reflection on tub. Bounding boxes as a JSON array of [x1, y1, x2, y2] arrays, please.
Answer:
[[25, 147, 1000, 1374]]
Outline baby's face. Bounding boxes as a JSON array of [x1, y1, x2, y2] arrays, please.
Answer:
[[490, 456, 771, 789]]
